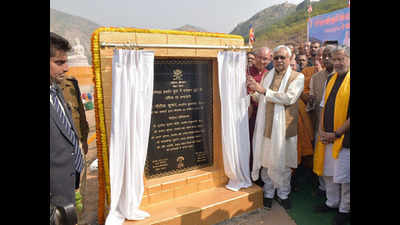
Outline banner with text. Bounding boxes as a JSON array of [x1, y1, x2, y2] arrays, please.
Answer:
[[308, 7, 350, 46]]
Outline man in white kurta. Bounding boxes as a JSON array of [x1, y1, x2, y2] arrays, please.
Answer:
[[246, 45, 304, 209]]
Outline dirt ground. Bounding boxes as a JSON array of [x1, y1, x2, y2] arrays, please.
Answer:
[[77, 110, 99, 225], [76, 110, 296, 225]]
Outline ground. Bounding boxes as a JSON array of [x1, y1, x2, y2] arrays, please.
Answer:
[[77, 110, 99, 225], [76, 110, 297, 225]]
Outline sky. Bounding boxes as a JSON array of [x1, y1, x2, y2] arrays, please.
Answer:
[[50, 0, 307, 34]]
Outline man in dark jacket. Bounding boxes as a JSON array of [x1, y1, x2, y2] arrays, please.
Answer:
[[50, 32, 83, 225]]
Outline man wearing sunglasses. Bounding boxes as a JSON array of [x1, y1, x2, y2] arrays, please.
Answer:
[[247, 45, 305, 210]]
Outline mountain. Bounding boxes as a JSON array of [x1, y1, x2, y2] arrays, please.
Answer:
[[50, 9, 209, 64], [51, 0, 346, 62], [232, 0, 348, 48], [296, 0, 312, 11], [230, 2, 296, 38], [175, 24, 208, 32], [50, 8, 101, 65]]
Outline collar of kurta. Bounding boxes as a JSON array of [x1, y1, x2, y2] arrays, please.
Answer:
[[274, 67, 288, 77]]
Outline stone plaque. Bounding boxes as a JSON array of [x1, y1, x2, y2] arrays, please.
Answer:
[[145, 59, 213, 178]]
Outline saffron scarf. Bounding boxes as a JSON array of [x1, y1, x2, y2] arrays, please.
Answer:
[[313, 71, 350, 176]]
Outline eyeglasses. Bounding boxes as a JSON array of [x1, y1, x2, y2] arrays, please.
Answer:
[[273, 56, 286, 61]]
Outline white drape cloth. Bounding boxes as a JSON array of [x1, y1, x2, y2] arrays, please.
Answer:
[[217, 51, 252, 191], [106, 50, 154, 225], [251, 67, 304, 187]]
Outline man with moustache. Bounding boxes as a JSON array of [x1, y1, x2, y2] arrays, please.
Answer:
[[247, 45, 304, 210], [296, 52, 308, 72], [313, 45, 350, 225], [309, 45, 336, 143], [308, 41, 321, 66], [304, 41, 311, 58]]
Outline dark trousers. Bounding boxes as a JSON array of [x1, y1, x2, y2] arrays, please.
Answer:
[[75, 171, 81, 189]]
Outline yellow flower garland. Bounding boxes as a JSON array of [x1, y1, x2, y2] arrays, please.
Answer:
[[91, 27, 245, 224], [91, 27, 108, 225]]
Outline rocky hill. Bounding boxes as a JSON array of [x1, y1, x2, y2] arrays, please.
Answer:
[[50, 9, 210, 64], [50, 0, 347, 61], [230, 2, 296, 38], [175, 24, 208, 32], [50, 8, 101, 65], [232, 0, 348, 48]]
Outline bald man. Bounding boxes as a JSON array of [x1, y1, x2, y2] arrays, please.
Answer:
[[247, 47, 272, 183]]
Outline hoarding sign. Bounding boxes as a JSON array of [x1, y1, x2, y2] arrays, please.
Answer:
[[308, 7, 350, 46]]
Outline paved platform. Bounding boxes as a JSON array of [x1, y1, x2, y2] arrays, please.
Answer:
[[123, 185, 263, 225]]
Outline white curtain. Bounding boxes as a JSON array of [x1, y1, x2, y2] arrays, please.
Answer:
[[217, 51, 252, 191], [106, 49, 154, 225]]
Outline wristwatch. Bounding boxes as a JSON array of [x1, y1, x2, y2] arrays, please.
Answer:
[[334, 131, 341, 138]]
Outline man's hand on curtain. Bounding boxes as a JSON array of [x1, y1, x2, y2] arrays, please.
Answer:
[[246, 75, 265, 94]]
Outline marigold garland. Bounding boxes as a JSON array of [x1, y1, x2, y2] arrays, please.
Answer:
[[91, 27, 109, 225], [91, 27, 245, 224]]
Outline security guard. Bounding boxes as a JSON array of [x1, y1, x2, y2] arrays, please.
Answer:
[[59, 75, 90, 189]]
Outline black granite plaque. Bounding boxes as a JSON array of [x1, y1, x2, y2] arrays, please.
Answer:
[[145, 59, 213, 178]]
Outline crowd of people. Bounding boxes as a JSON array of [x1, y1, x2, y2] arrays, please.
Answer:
[[246, 40, 350, 225]]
